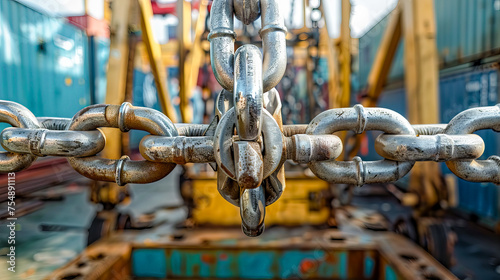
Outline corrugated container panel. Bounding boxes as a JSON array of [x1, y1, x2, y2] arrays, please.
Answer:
[[495, 0, 500, 49], [438, 67, 500, 221], [356, 67, 500, 221], [357, 0, 500, 88], [0, 0, 91, 119]]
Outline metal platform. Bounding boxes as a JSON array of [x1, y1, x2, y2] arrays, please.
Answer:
[[45, 226, 457, 280]]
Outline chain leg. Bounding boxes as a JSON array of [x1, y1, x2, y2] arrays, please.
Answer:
[[240, 185, 266, 236]]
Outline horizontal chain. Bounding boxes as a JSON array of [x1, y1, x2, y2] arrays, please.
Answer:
[[1, 100, 498, 186]]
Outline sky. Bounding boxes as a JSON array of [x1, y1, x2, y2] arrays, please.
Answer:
[[16, 0, 398, 38]]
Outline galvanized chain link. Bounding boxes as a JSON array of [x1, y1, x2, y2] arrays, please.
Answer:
[[1, 101, 495, 178]]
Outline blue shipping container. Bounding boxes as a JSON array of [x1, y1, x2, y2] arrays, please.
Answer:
[[0, 0, 92, 118]]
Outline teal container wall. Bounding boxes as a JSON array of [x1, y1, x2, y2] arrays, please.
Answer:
[[0, 0, 91, 118], [357, 0, 500, 88], [94, 37, 109, 104]]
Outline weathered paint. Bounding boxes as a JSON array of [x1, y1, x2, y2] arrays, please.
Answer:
[[364, 254, 375, 279], [132, 248, 374, 279], [132, 249, 167, 278], [49, 229, 457, 279], [190, 178, 331, 226]]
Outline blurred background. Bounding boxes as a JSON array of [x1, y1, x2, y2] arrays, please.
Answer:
[[0, 0, 500, 279]]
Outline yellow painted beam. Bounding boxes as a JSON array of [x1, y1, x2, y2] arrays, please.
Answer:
[[337, 0, 351, 108], [177, 0, 193, 123], [403, 0, 439, 124], [138, 0, 178, 122], [319, 3, 340, 109], [402, 0, 442, 209], [185, 0, 208, 101]]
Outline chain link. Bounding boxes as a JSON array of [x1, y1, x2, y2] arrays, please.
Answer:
[[444, 105, 500, 183], [67, 102, 178, 186], [305, 105, 416, 186], [0, 101, 41, 172], [208, 0, 287, 92]]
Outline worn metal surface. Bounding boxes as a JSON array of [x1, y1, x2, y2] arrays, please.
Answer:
[[213, 108, 283, 182], [2, 0, 500, 236], [1, 128, 105, 157], [233, 0, 261, 25], [0, 101, 40, 172], [67, 102, 178, 185], [375, 134, 484, 162], [233, 140, 263, 189], [3, 99, 500, 190], [140, 136, 214, 164], [287, 134, 343, 163], [445, 105, 500, 183], [260, 0, 287, 92], [206, 0, 287, 236], [213, 105, 283, 235], [208, 0, 236, 91], [358, 67, 500, 223], [234, 45, 263, 141], [240, 185, 266, 236], [208, 0, 286, 92]]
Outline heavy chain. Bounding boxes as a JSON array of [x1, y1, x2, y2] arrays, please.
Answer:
[[2, 101, 494, 177], [1, 1, 498, 237], [208, 0, 288, 236], [1, 100, 497, 229]]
